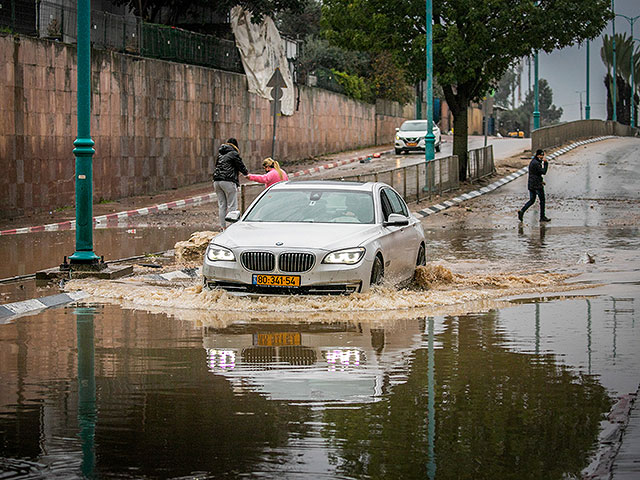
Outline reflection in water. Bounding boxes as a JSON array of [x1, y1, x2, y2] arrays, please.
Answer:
[[0, 226, 195, 279], [0, 295, 634, 478], [76, 307, 96, 479]]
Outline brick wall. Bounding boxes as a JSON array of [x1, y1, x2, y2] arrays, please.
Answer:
[[0, 34, 406, 219]]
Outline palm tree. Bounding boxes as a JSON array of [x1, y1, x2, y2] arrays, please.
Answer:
[[601, 33, 640, 124]]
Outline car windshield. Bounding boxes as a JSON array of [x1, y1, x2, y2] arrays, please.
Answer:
[[400, 121, 434, 132], [244, 189, 375, 224]]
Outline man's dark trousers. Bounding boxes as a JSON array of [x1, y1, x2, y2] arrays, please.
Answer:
[[521, 188, 546, 219]]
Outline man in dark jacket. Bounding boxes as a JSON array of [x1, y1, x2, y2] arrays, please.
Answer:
[[213, 138, 248, 229], [518, 149, 551, 222]]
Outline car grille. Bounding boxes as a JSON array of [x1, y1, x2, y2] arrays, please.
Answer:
[[403, 136, 419, 142], [279, 252, 315, 272], [241, 251, 275, 272]]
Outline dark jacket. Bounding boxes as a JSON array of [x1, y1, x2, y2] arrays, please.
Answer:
[[213, 143, 248, 186], [527, 156, 548, 190]]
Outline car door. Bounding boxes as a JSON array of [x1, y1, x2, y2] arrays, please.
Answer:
[[377, 187, 413, 281], [386, 188, 423, 277]]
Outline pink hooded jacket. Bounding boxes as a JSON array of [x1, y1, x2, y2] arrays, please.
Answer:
[[247, 169, 289, 188]]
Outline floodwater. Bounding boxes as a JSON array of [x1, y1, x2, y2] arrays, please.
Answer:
[[0, 282, 637, 479], [1, 138, 639, 478], [0, 225, 195, 304]]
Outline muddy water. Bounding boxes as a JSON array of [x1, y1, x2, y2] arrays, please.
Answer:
[[0, 281, 637, 479], [0, 225, 196, 280]]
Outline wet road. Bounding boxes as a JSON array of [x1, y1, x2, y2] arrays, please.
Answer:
[[0, 137, 639, 479]]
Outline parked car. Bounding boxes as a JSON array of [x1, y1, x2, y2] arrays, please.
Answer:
[[203, 181, 426, 295], [395, 120, 441, 155], [507, 130, 525, 138]]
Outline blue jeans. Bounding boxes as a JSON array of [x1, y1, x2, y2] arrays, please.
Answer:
[[520, 188, 546, 219]]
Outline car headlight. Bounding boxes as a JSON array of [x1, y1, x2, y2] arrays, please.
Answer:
[[322, 247, 365, 265], [206, 244, 235, 262]]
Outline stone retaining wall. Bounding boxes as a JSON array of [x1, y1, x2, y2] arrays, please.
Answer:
[[0, 34, 408, 219]]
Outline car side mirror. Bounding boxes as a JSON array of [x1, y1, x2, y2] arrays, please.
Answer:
[[383, 213, 409, 227], [225, 210, 241, 224], [395, 127, 399, 132]]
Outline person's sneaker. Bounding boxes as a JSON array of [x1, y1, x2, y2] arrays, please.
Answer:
[[540, 216, 551, 222], [517, 210, 523, 222]]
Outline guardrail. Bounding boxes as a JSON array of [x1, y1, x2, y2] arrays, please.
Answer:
[[239, 154, 461, 212], [467, 145, 495, 181], [532, 119, 638, 152]]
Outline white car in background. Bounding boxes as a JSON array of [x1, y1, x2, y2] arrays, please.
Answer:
[[395, 120, 441, 154], [203, 181, 426, 295]]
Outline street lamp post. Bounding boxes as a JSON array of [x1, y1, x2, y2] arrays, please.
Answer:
[[616, 14, 640, 128], [68, 0, 102, 268], [533, 52, 540, 130], [424, 0, 435, 163], [586, 41, 591, 120], [612, 0, 617, 122]]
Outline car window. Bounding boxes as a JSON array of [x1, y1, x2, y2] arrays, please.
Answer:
[[244, 190, 374, 224], [400, 121, 429, 132], [400, 121, 437, 132], [381, 188, 408, 217]]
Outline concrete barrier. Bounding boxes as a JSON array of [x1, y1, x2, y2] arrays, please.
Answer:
[[532, 119, 638, 152]]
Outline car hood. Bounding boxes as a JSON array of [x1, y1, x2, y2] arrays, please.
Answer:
[[213, 222, 382, 251]]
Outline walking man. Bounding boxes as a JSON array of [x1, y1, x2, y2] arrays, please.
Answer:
[[213, 138, 248, 229], [518, 149, 551, 223]]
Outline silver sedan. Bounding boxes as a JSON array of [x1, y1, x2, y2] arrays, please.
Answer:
[[203, 181, 426, 294]]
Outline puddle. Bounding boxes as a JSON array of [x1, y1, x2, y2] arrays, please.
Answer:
[[1, 288, 637, 479]]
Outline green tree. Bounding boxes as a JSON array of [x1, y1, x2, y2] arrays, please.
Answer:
[[322, 0, 612, 181], [499, 79, 562, 136], [276, 0, 322, 39], [601, 33, 640, 125]]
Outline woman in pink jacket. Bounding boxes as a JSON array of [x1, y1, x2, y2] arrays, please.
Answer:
[[246, 158, 289, 187]]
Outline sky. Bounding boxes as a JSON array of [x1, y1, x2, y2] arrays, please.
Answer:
[[521, 0, 638, 122]]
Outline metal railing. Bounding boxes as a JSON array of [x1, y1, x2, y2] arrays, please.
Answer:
[[467, 145, 495, 181], [2, 0, 244, 73], [239, 154, 461, 212]]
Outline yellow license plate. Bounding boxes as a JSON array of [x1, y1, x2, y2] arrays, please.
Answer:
[[254, 332, 301, 346], [252, 274, 301, 287], [407, 142, 417, 147]]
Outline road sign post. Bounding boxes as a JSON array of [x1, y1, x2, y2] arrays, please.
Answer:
[[268, 68, 287, 159]]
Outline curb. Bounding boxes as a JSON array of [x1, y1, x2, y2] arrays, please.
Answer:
[[0, 136, 615, 320], [411, 136, 614, 219], [0, 149, 393, 236], [0, 291, 90, 323]]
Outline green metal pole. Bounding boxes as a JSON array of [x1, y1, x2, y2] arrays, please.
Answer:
[[533, 52, 540, 130], [612, 0, 617, 122], [632, 20, 635, 128], [76, 307, 97, 479], [424, 0, 435, 162], [586, 41, 591, 120], [70, 0, 100, 264], [427, 316, 436, 480]]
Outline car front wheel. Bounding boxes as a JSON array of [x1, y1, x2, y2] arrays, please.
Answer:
[[395, 148, 402, 155], [370, 255, 384, 286], [416, 244, 426, 267]]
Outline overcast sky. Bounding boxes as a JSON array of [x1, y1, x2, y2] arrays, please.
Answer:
[[522, 0, 638, 122]]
